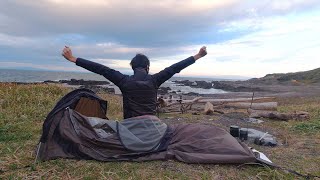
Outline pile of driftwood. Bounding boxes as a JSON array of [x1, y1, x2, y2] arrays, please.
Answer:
[[157, 96, 309, 121]]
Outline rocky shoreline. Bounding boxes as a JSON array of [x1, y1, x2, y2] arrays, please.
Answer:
[[172, 80, 264, 92], [44, 79, 110, 86], [170, 79, 320, 97], [4, 78, 320, 98]]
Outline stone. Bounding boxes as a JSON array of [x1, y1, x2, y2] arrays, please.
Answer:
[[59, 79, 110, 86], [157, 87, 171, 95], [182, 92, 199, 96], [194, 81, 213, 89]]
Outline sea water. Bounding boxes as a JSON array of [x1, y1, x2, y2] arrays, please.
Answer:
[[0, 69, 229, 94]]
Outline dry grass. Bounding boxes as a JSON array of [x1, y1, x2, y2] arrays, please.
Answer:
[[0, 83, 320, 179]]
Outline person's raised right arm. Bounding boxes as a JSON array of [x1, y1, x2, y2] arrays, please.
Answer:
[[62, 46, 126, 85]]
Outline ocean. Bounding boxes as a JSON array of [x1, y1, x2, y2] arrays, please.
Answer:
[[0, 69, 227, 94]]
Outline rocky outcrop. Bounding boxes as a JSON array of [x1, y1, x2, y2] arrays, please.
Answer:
[[43, 80, 59, 84], [59, 79, 110, 86], [212, 81, 263, 92], [182, 92, 200, 96], [173, 80, 212, 89], [172, 80, 194, 87], [194, 81, 212, 89], [157, 87, 172, 95]]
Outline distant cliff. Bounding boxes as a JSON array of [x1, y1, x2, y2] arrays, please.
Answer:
[[248, 67, 320, 85]]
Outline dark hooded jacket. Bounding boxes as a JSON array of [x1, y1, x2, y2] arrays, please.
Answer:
[[76, 56, 195, 119]]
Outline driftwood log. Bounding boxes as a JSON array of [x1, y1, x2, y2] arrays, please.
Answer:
[[157, 97, 202, 114], [164, 97, 202, 107], [158, 96, 277, 114], [248, 109, 310, 121], [224, 102, 277, 111], [158, 96, 309, 120], [198, 97, 275, 103], [163, 97, 275, 107]]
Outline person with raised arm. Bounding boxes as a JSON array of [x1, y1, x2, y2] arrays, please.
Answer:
[[62, 46, 207, 119]]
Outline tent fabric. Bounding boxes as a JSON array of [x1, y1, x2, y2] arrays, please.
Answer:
[[38, 109, 170, 161], [135, 124, 257, 164], [40, 88, 107, 142], [37, 89, 257, 164]]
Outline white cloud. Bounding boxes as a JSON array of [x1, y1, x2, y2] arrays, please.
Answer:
[[269, 0, 319, 11], [0, 1, 320, 78], [0, 33, 35, 46], [180, 13, 320, 77], [94, 58, 131, 69]]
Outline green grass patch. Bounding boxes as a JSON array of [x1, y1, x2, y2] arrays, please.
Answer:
[[292, 119, 320, 133], [0, 124, 33, 142], [1, 83, 319, 179]]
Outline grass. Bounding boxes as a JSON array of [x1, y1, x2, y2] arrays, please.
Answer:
[[293, 119, 320, 132], [277, 96, 320, 134], [0, 83, 320, 179]]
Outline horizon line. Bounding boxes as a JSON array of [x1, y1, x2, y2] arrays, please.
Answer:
[[0, 68, 253, 80]]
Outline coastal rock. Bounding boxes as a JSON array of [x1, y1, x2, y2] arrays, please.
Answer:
[[172, 80, 194, 86], [173, 80, 213, 89], [79, 85, 115, 94], [43, 80, 59, 84], [59, 79, 110, 86], [157, 87, 171, 95], [194, 81, 213, 89], [182, 92, 200, 96], [15, 82, 42, 85], [212, 81, 263, 92]]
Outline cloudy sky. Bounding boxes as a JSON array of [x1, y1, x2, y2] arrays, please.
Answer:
[[1, 0, 320, 78]]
